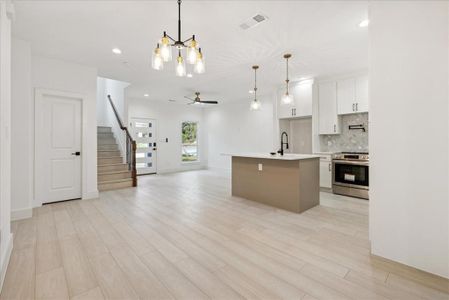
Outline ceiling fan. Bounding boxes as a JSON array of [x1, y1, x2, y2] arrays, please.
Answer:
[[184, 92, 218, 105]]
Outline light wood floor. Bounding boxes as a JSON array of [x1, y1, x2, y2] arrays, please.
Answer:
[[2, 170, 448, 299]]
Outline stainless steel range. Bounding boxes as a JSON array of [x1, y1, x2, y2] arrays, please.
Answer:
[[332, 152, 369, 199]]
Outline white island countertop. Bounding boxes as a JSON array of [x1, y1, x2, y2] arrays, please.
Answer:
[[222, 153, 320, 161]]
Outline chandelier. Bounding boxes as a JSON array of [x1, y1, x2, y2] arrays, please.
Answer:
[[250, 65, 261, 111], [281, 53, 294, 105], [151, 0, 205, 76]]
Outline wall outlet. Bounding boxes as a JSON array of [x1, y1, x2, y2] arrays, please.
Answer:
[[258, 163, 263, 171]]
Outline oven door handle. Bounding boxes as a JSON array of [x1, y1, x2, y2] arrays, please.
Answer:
[[332, 160, 369, 166]]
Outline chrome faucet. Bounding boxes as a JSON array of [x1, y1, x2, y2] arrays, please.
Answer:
[[278, 131, 289, 156]]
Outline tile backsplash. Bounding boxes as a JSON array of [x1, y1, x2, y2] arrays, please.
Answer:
[[320, 113, 369, 153]]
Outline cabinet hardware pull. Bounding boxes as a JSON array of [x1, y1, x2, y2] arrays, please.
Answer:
[[356, 103, 358, 111], [352, 103, 355, 111], [334, 124, 336, 132], [328, 163, 331, 172]]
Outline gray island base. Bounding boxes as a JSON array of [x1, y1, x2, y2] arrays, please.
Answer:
[[228, 153, 320, 213]]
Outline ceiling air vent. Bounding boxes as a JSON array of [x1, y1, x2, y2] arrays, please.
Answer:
[[239, 14, 268, 30]]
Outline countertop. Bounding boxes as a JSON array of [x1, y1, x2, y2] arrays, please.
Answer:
[[222, 153, 320, 161]]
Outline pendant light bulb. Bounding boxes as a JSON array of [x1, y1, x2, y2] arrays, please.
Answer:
[[187, 35, 198, 64], [152, 44, 164, 70], [160, 32, 172, 62], [281, 93, 294, 105], [194, 48, 205, 74], [250, 99, 261, 111], [281, 53, 294, 105], [175, 52, 186, 77]]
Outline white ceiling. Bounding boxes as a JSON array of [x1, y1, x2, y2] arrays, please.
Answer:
[[12, 0, 368, 104]]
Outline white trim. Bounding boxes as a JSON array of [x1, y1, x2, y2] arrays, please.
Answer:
[[157, 165, 205, 174], [82, 190, 99, 200], [34, 88, 87, 207], [11, 208, 32, 221], [0, 233, 13, 291]]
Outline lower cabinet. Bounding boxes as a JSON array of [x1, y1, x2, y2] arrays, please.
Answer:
[[319, 156, 332, 189]]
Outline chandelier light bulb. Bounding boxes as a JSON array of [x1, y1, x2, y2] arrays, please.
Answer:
[[194, 48, 205, 74], [176, 53, 186, 77], [187, 36, 198, 64], [160, 33, 172, 62], [151, 45, 164, 70]]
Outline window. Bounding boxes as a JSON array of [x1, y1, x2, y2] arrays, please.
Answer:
[[182, 122, 198, 162]]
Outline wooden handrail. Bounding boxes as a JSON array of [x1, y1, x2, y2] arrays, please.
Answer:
[[107, 95, 137, 187]]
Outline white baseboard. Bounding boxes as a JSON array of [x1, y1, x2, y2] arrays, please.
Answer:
[[157, 165, 206, 174], [0, 233, 13, 292], [83, 190, 99, 200], [11, 208, 33, 221]]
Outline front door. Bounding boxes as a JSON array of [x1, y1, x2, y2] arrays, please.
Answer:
[[130, 118, 157, 174], [35, 91, 82, 204]]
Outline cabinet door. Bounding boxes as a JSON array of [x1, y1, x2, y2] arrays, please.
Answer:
[[337, 78, 356, 115], [319, 160, 332, 188], [355, 75, 369, 113], [318, 81, 340, 134], [293, 81, 313, 117]]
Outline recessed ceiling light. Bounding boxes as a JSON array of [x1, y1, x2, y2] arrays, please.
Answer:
[[187, 73, 193, 78], [112, 48, 122, 54], [144, 94, 149, 97], [249, 90, 255, 94], [359, 19, 369, 27]]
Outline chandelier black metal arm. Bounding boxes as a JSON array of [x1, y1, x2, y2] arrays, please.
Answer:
[[163, 0, 195, 48]]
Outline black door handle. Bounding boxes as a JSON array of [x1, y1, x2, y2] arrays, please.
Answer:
[[71, 151, 81, 156]]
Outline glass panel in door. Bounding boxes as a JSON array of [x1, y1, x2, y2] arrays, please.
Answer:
[[130, 118, 157, 174]]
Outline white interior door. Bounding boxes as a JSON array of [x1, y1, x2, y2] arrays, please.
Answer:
[[35, 91, 82, 204], [130, 118, 157, 174]]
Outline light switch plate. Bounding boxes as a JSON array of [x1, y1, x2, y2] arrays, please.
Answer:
[[258, 163, 263, 171]]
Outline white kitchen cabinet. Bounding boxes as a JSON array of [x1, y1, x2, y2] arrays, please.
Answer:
[[277, 80, 313, 119], [337, 75, 369, 115], [319, 155, 332, 189], [318, 81, 341, 134]]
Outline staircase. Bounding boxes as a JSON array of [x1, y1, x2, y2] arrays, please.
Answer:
[[97, 126, 134, 191]]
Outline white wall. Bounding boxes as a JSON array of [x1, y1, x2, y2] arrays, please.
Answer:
[[10, 46, 99, 214], [369, 1, 449, 278], [97, 77, 130, 160], [0, 0, 14, 290], [205, 97, 276, 170], [11, 38, 32, 220], [127, 99, 206, 173]]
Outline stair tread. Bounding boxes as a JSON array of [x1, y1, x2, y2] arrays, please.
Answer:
[[98, 178, 133, 184], [98, 170, 131, 175], [99, 156, 122, 159]]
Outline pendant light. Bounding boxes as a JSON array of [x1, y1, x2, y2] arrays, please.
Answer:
[[151, 0, 205, 76], [281, 53, 294, 105], [250, 65, 261, 111]]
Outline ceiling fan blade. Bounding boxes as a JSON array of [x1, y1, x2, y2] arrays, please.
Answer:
[[199, 101, 218, 104], [187, 102, 196, 105], [184, 96, 195, 101]]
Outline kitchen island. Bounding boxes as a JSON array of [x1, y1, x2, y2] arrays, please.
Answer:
[[226, 153, 320, 213]]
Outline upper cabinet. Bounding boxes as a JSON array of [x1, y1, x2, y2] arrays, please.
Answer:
[[337, 75, 369, 115], [318, 81, 341, 135], [277, 80, 313, 119]]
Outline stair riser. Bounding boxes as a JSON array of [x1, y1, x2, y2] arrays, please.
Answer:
[[98, 139, 117, 145], [97, 127, 112, 133], [98, 164, 129, 173], [99, 180, 133, 191], [98, 151, 121, 158], [98, 157, 123, 165], [98, 145, 119, 151], [97, 133, 114, 138], [98, 172, 132, 182]]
